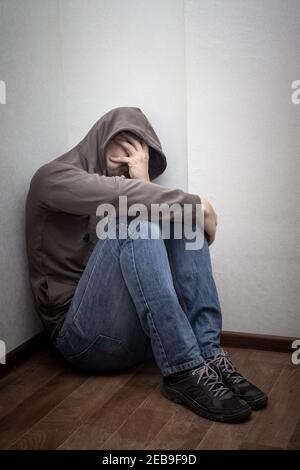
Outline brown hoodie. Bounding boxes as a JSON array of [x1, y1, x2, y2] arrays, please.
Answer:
[[25, 106, 201, 339]]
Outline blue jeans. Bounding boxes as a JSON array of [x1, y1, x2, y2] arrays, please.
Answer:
[[54, 217, 224, 376]]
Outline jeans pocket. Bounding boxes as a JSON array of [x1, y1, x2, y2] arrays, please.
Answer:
[[57, 332, 133, 372]]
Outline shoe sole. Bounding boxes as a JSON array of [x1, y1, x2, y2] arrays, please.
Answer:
[[162, 384, 252, 423], [245, 395, 268, 410]]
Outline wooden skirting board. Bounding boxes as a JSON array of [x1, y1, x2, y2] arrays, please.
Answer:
[[221, 331, 294, 353]]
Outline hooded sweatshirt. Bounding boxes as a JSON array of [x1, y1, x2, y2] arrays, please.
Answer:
[[25, 106, 201, 340]]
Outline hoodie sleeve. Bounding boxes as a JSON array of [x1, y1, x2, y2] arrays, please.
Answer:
[[31, 162, 201, 218]]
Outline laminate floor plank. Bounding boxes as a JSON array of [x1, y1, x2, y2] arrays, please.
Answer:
[[58, 360, 160, 450], [0, 347, 64, 420], [0, 366, 87, 449], [10, 366, 140, 450]]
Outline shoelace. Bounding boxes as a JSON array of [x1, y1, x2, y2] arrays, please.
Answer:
[[191, 363, 230, 398], [208, 353, 245, 385]]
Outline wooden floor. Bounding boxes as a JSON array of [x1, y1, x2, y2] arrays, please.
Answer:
[[0, 344, 299, 450]]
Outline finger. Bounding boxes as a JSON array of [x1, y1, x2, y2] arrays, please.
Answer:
[[205, 231, 214, 246], [109, 155, 131, 164], [115, 131, 140, 146], [207, 236, 213, 246], [116, 132, 143, 152], [141, 141, 149, 155], [114, 136, 136, 155]]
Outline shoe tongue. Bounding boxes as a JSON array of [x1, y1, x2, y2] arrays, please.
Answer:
[[206, 363, 233, 399], [208, 362, 222, 378], [212, 357, 247, 385]]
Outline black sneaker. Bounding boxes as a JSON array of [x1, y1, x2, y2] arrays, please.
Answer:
[[162, 362, 252, 423], [207, 352, 268, 410]]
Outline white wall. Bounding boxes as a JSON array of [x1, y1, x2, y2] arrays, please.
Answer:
[[58, 0, 188, 189], [184, 0, 300, 336], [0, 0, 67, 352]]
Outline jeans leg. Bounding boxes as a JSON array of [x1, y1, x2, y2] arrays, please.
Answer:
[[164, 222, 224, 359], [54, 231, 153, 372], [117, 219, 204, 376]]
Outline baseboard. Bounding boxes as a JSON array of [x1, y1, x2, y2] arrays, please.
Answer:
[[0, 329, 49, 377], [221, 331, 294, 353], [0, 329, 294, 378]]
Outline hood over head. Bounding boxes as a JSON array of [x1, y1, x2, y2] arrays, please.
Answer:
[[57, 106, 167, 181]]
